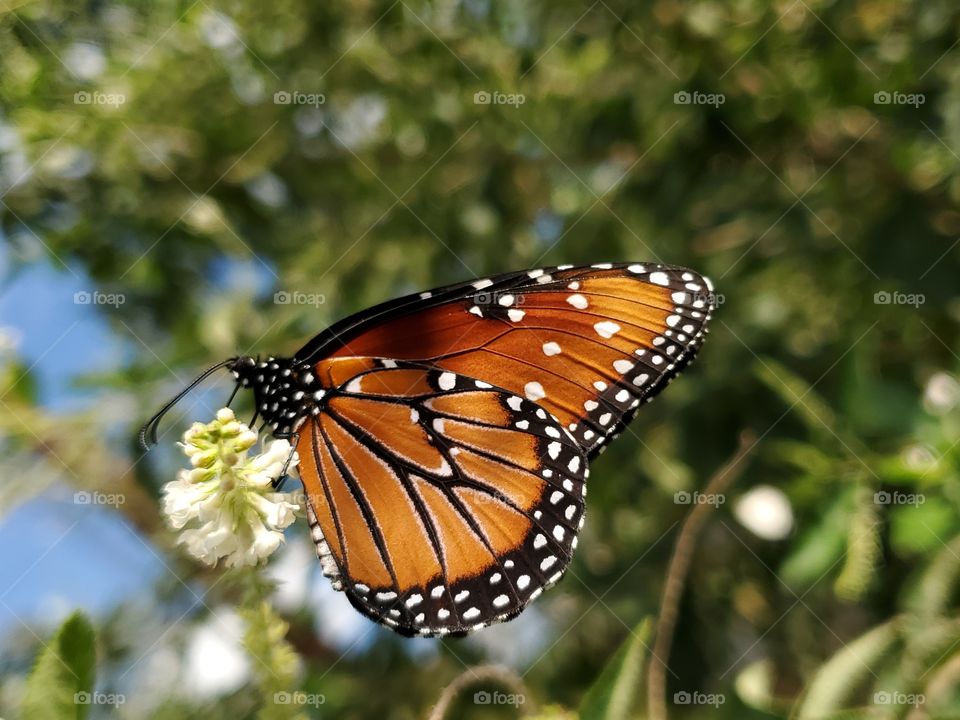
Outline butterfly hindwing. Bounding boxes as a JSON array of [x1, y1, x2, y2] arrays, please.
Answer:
[[296, 359, 588, 636]]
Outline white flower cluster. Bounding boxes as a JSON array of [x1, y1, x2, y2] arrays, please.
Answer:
[[162, 408, 300, 568]]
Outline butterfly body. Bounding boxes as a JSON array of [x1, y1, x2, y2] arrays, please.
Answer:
[[151, 262, 716, 636]]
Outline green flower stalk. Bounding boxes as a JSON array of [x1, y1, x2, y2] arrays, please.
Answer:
[[162, 408, 300, 568]]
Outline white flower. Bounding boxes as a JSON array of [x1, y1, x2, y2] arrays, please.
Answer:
[[733, 485, 794, 541], [161, 408, 300, 567]]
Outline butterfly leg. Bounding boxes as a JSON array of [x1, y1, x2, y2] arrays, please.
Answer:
[[269, 430, 300, 489]]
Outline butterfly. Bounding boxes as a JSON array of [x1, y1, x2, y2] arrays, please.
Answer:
[[141, 262, 716, 636]]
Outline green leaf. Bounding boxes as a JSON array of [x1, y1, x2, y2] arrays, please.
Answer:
[[834, 484, 881, 600], [21, 611, 96, 720], [794, 617, 902, 719], [754, 358, 838, 436], [904, 534, 960, 616], [890, 497, 957, 555], [579, 618, 652, 720], [781, 487, 854, 588]]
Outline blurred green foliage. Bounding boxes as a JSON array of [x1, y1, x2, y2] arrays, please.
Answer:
[[4, 0, 960, 717]]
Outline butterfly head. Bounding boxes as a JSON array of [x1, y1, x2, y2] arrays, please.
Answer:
[[228, 355, 325, 437]]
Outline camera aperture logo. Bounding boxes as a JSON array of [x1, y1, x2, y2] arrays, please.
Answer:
[[674, 90, 725, 108], [474, 90, 525, 108], [873, 91, 925, 108], [274, 290, 326, 307], [74, 290, 125, 307], [874, 290, 924, 308], [274, 90, 326, 108], [473, 690, 525, 707]]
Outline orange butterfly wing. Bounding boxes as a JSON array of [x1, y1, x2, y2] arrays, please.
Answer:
[[297, 360, 587, 636], [296, 263, 715, 458]]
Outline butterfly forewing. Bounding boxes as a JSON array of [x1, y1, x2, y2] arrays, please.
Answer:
[[297, 360, 588, 636], [295, 263, 715, 459]]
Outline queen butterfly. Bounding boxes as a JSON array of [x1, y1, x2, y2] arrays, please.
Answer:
[[141, 262, 716, 636]]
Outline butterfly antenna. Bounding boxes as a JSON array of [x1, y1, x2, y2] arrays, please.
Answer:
[[139, 359, 235, 451]]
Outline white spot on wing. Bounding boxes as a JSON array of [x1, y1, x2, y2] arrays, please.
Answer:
[[649, 271, 669, 286], [438, 372, 456, 390], [594, 321, 621, 338], [525, 381, 546, 401], [566, 294, 588, 309], [543, 341, 561, 356]]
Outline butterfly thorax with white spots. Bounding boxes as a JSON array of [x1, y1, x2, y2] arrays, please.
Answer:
[[228, 355, 326, 436]]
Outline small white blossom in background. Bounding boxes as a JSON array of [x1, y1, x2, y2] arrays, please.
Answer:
[[733, 485, 794, 541], [924, 371, 960, 415], [162, 408, 300, 568]]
